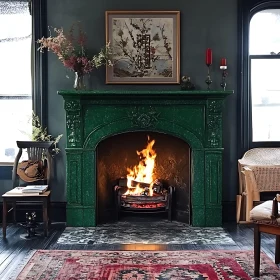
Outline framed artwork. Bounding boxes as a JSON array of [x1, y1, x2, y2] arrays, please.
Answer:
[[105, 11, 180, 84]]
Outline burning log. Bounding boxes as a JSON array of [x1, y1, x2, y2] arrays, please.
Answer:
[[119, 178, 166, 196], [130, 180, 150, 189]]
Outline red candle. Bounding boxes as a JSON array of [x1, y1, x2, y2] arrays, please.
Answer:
[[220, 58, 227, 66], [206, 48, 212, 66]]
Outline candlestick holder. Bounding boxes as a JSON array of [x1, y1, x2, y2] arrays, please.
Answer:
[[220, 66, 228, 91], [205, 65, 212, 90]]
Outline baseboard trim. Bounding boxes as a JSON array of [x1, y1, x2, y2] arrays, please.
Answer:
[[0, 201, 236, 224]]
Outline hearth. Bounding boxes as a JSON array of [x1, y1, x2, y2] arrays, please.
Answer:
[[59, 89, 232, 227]]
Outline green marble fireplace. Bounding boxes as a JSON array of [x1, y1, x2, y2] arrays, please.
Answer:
[[58, 90, 232, 227]]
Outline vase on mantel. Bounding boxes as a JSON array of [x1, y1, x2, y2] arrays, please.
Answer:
[[73, 72, 85, 90]]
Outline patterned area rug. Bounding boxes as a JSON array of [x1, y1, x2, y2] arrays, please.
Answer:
[[15, 250, 280, 279], [56, 221, 236, 245]]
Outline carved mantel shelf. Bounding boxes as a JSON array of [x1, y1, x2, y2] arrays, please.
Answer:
[[58, 89, 233, 227], [59, 89, 232, 98]]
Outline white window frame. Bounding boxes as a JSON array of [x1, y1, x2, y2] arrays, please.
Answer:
[[0, 0, 33, 164], [249, 8, 280, 144]]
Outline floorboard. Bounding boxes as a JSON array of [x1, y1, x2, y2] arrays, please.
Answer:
[[0, 222, 279, 279]]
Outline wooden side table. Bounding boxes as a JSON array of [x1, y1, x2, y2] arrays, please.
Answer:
[[2, 191, 51, 238]]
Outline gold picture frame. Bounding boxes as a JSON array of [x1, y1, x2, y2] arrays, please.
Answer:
[[105, 11, 180, 84]]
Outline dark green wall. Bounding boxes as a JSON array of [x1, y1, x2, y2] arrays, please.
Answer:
[[46, 0, 238, 203]]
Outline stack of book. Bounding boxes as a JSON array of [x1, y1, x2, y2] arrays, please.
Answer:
[[21, 185, 48, 193], [5, 185, 48, 195]]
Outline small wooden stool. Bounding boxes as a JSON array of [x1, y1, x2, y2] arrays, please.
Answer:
[[2, 191, 51, 238]]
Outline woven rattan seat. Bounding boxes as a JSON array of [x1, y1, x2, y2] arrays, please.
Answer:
[[237, 148, 280, 222]]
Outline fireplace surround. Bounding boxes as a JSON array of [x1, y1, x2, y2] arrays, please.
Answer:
[[58, 89, 232, 227]]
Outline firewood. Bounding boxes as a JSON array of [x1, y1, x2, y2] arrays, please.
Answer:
[[131, 180, 150, 189]]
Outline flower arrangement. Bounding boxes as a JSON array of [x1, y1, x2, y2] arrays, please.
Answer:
[[32, 112, 63, 156], [37, 23, 113, 76]]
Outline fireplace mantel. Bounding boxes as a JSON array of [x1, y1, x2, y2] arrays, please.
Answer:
[[58, 89, 232, 227]]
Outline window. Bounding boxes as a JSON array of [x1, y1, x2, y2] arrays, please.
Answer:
[[0, 0, 32, 163], [250, 9, 280, 142]]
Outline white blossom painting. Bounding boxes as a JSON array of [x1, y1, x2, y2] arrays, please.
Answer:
[[106, 11, 180, 84]]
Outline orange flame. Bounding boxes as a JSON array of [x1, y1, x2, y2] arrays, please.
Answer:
[[124, 137, 156, 196]]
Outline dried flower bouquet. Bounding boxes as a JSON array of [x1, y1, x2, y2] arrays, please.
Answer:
[[37, 23, 112, 76]]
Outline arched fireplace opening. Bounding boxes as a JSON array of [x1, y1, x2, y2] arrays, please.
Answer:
[[96, 131, 191, 225]]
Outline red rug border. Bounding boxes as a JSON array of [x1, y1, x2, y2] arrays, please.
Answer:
[[30, 249, 278, 267], [15, 249, 280, 280]]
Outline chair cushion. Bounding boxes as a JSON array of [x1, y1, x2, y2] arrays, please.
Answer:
[[250, 200, 280, 224]]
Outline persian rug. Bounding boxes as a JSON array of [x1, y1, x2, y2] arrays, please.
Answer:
[[56, 221, 236, 245], [14, 250, 280, 280]]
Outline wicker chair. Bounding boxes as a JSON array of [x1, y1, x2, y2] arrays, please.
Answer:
[[250, 195, 280, 277], [237, 148, 280, 222]]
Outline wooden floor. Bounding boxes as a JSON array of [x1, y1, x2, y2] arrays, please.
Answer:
[[0, 222, 279, 279]]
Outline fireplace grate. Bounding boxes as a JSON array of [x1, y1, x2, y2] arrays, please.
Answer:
[[114, 179, 174, 221]]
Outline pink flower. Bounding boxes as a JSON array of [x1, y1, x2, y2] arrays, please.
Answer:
[[37, 23, 112, 75]]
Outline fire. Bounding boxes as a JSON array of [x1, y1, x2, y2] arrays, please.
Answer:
[[124, 137, 156, 196]]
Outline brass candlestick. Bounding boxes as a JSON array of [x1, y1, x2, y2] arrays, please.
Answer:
[[220, 66, 228, 91], [205, 65, 212, 90]]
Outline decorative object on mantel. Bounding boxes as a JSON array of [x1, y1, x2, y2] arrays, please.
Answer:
[[73, 71, 85, 90], [205, 48, 213, 90], [181, 75, 195, 90], [220, 58, 228, 91], [37, 23, 113, 90], [105, 11, 180, 84]]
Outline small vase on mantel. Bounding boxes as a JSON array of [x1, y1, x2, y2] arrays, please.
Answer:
[[73, 71, 85, 90]]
